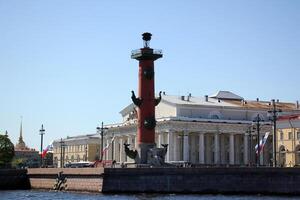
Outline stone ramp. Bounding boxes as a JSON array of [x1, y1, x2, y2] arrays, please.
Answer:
[[27, 168, 104, 192]]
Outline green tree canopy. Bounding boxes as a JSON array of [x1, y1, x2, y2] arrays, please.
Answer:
[[0, 133, 15, 168]]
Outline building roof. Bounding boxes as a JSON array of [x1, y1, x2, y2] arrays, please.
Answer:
[[53, 134, 100, 144], [209, 91, 244, 100], [161, 94, 240, 107], [223, 100, 297, 111], [119, 91, 299, 116]]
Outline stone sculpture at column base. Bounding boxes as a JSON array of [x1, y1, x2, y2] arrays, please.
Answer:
[[124, 143, 168, 167]]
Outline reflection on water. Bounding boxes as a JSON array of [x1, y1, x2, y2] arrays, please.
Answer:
[[1, 190, 300, 200]]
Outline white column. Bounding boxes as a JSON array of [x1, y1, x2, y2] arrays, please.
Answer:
[[167, 131, 173, 162], [199, 133, 205, 164], [103, 138, 107, 160], [134, 135, 137, 149], [119, 137, 124, 163], [244, 134, 249, 165], [183, 132, 189, 162], [173, 132, 178, 161], [214, 133, 220, 164], [113, 137, 118, 161], [106, 138, 110, 160], [229, 134, 235, 165], [158, 133, 163, 148]]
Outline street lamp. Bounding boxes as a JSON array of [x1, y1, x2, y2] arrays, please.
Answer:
[[39, 124, 45, 167], [246, 126, 255, 166], [59, 138, 66, 168], [252, 114, 263, 166], [268, 99, 282, 167], [85, 144, 88, 161], [96, 122, 108, 162]]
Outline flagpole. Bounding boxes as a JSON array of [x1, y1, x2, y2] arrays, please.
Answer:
[[97, 122, 108, 162], [39, 124, 45, 167], [253, 114, 263, 167]]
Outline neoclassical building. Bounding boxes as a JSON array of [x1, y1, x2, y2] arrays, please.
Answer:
[[103, 91, 299, 166], [52, 134, 101, 168]]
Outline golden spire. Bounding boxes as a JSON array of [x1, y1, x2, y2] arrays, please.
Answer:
[[16, 116, 26, 150]]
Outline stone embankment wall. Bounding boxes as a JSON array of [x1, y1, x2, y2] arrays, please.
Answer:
[[0, 169, 30, 190], [102, 167, 300, 195], [27, 168, 104, 192]]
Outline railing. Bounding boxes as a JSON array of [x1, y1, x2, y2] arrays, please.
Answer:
[[131, 48, 163, 57]]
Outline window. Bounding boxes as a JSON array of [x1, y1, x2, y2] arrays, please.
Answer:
[[297, 132, 300, 140], [280, 131, 284, 140], [288, 132, 293, 140]]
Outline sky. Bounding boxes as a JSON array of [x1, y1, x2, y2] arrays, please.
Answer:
[[0, 0, 299, 151]]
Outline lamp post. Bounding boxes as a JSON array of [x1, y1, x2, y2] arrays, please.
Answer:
[[39, 124, 45, 167], [268, 99, 282, 167], [253, 114, 263, 166], [247, 126, 255, 166], [85, 144, 88, 161], [96, 122, 108, 162], [59, 138, 65, 168]]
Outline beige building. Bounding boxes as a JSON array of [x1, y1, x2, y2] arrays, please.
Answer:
[[52, 134, 101, 168], [277, 114, 300, 167]]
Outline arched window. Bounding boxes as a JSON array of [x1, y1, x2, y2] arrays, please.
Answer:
[[211, 115, 220, 119], [208, 111, 222, 120]]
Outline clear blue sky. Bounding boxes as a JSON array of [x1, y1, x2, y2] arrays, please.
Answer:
[[0, 0, 299, 150]]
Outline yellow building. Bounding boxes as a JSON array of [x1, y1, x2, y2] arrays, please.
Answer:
[[52, 134, 101, 168], [277, 114, 300, 167]]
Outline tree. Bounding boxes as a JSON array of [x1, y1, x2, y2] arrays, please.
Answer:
[[0, 133, 15, 168]]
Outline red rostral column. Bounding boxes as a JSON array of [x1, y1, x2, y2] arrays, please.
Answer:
[[131, 33, 162, 164]]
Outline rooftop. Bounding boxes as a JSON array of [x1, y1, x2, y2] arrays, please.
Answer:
[[209, 91, 244, 100]]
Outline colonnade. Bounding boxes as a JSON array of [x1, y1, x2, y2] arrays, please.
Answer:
[[104, 131, 272, 166]]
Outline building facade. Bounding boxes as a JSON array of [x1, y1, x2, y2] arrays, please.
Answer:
[[52, 134, 101, 168], [103, 91, 299, 166], [277, 114, 300, 167]]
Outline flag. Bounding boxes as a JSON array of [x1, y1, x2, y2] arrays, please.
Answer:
[[255, 132, 270, 155], [102, 136, 115, 154], [42, 142, 53, 158]]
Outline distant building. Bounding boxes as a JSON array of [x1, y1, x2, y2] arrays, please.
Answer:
[[52, 134, 101, 168], [14, 121, 39, 168], [277, 114, 300, 167], [103, 91, 299, 166]]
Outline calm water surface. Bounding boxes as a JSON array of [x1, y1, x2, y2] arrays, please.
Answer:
[[1, 190, 300, 200]]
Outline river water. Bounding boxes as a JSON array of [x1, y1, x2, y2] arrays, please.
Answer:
[[1, 190, 300, 200]]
